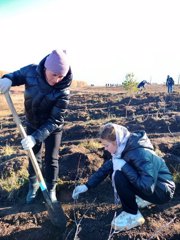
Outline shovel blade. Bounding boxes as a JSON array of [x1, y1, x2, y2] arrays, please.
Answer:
[[45, 201, 67, 232]]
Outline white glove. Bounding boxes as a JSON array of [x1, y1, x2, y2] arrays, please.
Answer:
[[21, 135, 36, 150], [0, 78, 12, 93], [112, 158, 126, 171], [72, 184, 88, 200]]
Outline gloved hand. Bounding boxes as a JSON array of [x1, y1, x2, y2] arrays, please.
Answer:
[[72, 184, 88, 200], [21, 135, 36, 150], [0, 78, 12, 93], [112, 158, 126, 171]]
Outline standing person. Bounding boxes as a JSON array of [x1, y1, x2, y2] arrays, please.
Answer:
[[166, 75, 174, 93], [72, 123, 175, 231], [0, 49, 73, 203]]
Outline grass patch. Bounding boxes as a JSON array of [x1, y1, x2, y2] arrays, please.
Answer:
[[2, 144, 15, 156], [0, 168, 28, 192], [79, 139, 102, 151], [173, 171, 180, 184]]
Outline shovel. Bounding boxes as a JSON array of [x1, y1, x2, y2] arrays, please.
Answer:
[[4, 91, 67, 232]]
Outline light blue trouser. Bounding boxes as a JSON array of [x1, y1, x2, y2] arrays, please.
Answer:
[[167, 85, 173, 93]]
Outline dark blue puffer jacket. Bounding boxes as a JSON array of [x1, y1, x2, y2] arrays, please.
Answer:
[[86, 131, 175, 198], [3, 56, 73, 143]]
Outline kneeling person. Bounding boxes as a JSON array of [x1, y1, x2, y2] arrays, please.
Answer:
[[72, 123, 175, 232]]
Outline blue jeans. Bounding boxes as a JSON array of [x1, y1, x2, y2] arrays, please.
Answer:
[[167, 85, 173, 93], [27, 125, 62, 185]]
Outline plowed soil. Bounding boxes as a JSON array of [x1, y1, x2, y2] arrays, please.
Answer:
[[0, 85, 180, 240]]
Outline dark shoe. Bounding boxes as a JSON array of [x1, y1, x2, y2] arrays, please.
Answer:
[[26, 176, 39, 204]]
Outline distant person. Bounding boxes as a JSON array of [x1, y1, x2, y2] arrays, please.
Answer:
[[0, 49, 73, 204], [166, 75, 174, 93], [72, 123, 175, 232], [137, 80, 149, 91]]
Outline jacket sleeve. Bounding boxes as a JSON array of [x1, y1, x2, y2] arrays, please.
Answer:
[[32, 88, 70, 143], [86, 160, 113, 189], [2, 65, 34, 86], [122, 149, 158, 195]]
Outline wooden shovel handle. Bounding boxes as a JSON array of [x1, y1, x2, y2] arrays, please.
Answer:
[[4, 91, 46, 188], [4, 92, 67, 230]]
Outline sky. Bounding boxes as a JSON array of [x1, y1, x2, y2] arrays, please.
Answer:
[[0, 0, 180, 86]]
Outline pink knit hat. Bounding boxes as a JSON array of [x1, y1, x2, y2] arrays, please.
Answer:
[[44, 49, 69, 76]]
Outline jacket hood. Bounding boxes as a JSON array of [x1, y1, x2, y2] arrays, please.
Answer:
[[124, 130, 154, 154], [36, 56, 72, 89]]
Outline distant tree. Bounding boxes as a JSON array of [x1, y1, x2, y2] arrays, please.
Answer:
[[0, 70, 8, 77], [71, 80, 88, 88], [122, 72, 138, 94]]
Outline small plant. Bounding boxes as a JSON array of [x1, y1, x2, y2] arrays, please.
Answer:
[[72, 199, 96, 240], [122, 72, 138, 94], [107, 211, 121, 240]]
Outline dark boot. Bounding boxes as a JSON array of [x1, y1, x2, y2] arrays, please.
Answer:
[[26, 176, 39, 204], [47, 183, 58, 202]]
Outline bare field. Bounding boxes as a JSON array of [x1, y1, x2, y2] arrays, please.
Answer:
[[0, 85, 180, 240]]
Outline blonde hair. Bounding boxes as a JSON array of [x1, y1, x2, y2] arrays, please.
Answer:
[[99, 124, 116, 142]]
